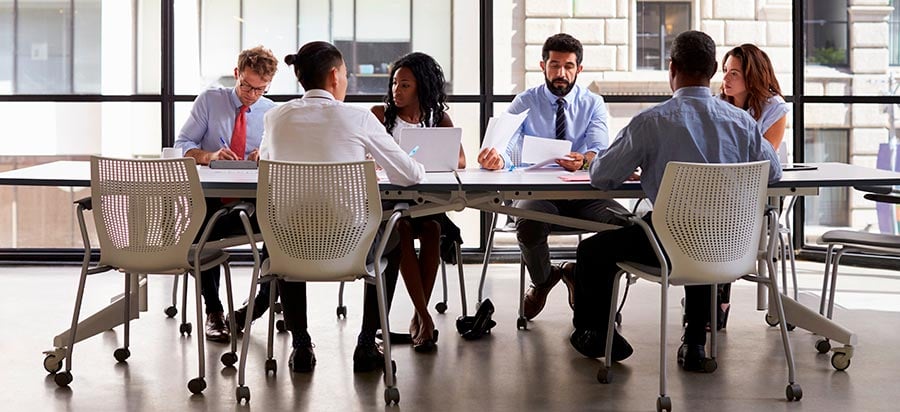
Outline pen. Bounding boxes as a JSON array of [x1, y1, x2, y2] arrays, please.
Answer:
[[408, 145, 419, 157], [219, 137, 229, 149]]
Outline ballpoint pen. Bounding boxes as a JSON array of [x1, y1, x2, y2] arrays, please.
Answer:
[[219, 137, 229, 149], [408, 145, 420, 157]]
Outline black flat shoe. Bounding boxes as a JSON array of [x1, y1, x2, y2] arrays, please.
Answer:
[[413, 330, 438, 353]]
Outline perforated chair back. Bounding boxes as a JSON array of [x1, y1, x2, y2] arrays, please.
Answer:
[[257, 159, 382, 282], [90, 156, 206, 273], [652, 160, 770, 285]]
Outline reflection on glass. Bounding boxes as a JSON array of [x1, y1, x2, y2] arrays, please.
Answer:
[[637, 2, 690, 70], [805, 0, 848, 67]]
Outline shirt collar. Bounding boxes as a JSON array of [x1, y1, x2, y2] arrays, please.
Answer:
[[541, 83, 578, 106], [303, 89, 337, 101], [673, 86, 714, 99], [229, 87, 265, 113]]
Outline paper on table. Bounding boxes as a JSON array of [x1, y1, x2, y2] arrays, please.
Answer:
[[480, 109, 530, 151], [521, 135, 572, 164], [558, 173, 591, 182]]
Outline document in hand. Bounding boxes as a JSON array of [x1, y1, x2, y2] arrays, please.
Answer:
[[521, 135, 572, 167], [480, 109, 530, 152]]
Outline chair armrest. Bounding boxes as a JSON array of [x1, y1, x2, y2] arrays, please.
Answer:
[[74, 196, 92, 210], [853, 185, 896, 195], [864, 192, 900, 205], [392, 202, 410, 212], [228, 201, 256, 217]]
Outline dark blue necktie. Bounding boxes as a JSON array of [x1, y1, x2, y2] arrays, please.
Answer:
[[555, 98, 567, 140]]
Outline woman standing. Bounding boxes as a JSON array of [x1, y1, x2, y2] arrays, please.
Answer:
[[371, 52, 465, 352]]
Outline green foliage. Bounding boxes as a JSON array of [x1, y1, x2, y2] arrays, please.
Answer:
[[808, 47, 847, 66]]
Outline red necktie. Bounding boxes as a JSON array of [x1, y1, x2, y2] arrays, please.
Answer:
[[230, 105, 249, 160]]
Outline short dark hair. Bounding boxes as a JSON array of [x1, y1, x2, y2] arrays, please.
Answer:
[[284, 41, 344, 90], [542, 33, 583, 65], [670, 30, 717, 79]]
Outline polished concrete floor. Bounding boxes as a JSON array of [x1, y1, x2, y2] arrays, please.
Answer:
[[2, 260, 899, 411]]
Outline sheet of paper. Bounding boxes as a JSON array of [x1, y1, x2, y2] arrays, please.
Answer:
[[521, 135, 572, 164], [558, 173, 592, 182], [480, 109, 529, 151]]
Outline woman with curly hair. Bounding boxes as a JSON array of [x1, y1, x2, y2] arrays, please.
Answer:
[[717, 44, 790, 329], [371, 52, 465, 352]]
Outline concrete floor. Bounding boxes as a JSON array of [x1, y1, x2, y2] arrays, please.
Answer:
[[2, 260, 898, 411]]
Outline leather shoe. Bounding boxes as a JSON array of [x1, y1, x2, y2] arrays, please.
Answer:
[[523, 267, 563, 320], [230, 301, 269, 333], [375, 331, 413, 345], [569, 328, 634, 362], [677, 343, 707, 372], [289, 345, 316, 373], [205, 312, 230, 343], [353, 342, 385, 373], [558, 262, 576, 310]]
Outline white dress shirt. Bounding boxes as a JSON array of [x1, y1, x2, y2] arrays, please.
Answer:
[[259, 89, 425, 186]]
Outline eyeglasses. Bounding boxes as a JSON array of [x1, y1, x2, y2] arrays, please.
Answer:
[[238, 77, 269, 95]]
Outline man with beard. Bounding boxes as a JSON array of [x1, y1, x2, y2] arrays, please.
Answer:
[[477, 33, 627, 323]]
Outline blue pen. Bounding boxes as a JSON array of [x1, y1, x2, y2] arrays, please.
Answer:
[[219, 137, 229, 149], [408, 145, 420, 157]]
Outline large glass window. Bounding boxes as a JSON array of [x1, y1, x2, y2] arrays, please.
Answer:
[[805, 0, 848, 68], [636, 2, 690, 70], [891, 0, 900, 66]]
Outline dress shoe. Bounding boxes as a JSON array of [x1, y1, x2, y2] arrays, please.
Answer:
[[558, 261, 576, 310], [677, 343, 707, 372], [569, 328, 634, 362], [205, 312, 231, 343], [461, 299, 495, 340], [289, 345, 316, 373], [523, 267, 563, 320], [230, 301, 269, 333], [353, 342, 385, 373]]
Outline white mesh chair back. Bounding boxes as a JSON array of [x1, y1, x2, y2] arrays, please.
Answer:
[[652, 160, 770, 285], [257, 160, 382, 282], [90, 156, 206, 273]]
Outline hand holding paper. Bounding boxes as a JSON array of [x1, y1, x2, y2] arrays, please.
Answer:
[[521, 135, 573, 169], [481, 109, 529, 151]]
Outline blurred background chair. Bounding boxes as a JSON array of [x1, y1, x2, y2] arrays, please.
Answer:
[[600, 161, 801, 411], [236, 159, 402, 405]]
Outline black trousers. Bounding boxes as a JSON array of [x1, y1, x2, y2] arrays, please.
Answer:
[[573, 213, 711, 346], [198, 198, 260, 314], [279, 243, 401, 339]]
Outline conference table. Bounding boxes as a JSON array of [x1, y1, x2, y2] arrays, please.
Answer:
[[2, 160, 899, 373]]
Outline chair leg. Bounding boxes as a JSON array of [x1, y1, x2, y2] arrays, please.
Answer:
[[60, 265, 91, 383], [437, 253, 449, 314], [237, 262, 261, 401], [599, 271, 623, 383], [516, 258, 527, 330], [455, 242, 468, 317], [658, 279, 668, 401], [477, 213, 500, 305], [180, 272, 191, 334], [767, 258, 802, 401], [827, 249, 845, 320], [820, 245, 835, 315], [166, 275, 179, 318], [336, 282, 347, 318], [267, 281, 277, 362], [222, 263, 238, 365], [189, 268, 207, 394], [787, 239, 799, 301], [122, 273, 132, 354], [374, 262, 400, 405], [709, 284, 717, 360]]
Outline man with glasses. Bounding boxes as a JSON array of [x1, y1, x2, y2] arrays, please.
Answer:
[[174, 45, 278, 343]]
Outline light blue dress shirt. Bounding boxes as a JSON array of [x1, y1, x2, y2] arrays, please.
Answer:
[[753, 95, 790, 136], [174, 87, 276, 157], [502, 83, 608, 167], [590, 86, 782, 203]]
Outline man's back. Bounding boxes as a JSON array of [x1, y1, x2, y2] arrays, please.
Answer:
[[590, 86, 781, 203]]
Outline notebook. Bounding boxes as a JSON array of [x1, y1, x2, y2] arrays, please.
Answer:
[[398, 127, 463, 172]]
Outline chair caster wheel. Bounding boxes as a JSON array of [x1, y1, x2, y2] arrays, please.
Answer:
[[816, 338, 831, 354], [187, 377, 206, 394], [265, 359, 277, 375], [516, 317, 527, 330], [765, 313, 779, 327], [657, 396, 672, 412], [435, 301, 448, 314], [384, 387, 400, 405], [236, 385, 251, 404], [180, 322, 192, 336], [786, 383, 803, 401], [786, 323, 796, 331], [831, 352, 851, 371], [275, 319, 286, 333], [44, 353, 63, 374], [55, 371, 73, 387], [597, 367, 612, 384], [113, 348, 130, 362], [221, 352, 238, 367], [164, 306, 178, 318], [273, 302, 283, 313], [336, 305, 347, 318]]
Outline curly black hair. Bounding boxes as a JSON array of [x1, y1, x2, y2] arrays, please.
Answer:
[[382, 52, 448, 134]]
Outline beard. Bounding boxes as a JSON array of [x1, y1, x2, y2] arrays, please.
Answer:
[[545, 75, 576, 97]]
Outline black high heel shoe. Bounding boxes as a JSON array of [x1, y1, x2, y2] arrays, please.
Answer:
[[461, 299, 495, 340]]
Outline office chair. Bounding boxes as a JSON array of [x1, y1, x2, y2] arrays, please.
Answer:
[[52, 156, 240, 395], [236, 159, 402, 405], [814, 186, 900, 370], [599, 161, 801, 411]]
